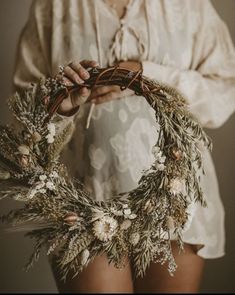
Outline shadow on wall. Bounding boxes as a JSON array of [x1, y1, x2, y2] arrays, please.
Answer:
[[0, 0, 234, 293]]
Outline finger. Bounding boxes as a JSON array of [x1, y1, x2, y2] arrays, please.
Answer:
[[69, 61, 90, 80], [71, 87, 91, 107], [64, 66, 84, 84], [80, 60, 99, 68], [91, 92, 118, 104], [89, 85, 119, 99]]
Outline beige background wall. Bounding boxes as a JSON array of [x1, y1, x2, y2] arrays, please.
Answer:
[[0, 0, 234, 293]]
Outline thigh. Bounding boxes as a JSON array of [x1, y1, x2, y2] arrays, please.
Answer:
[[50, 253, 134, 293], [133, 241, 205, 293]]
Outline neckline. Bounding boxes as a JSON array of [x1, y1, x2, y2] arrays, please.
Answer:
[[102, 0, 134, 23]]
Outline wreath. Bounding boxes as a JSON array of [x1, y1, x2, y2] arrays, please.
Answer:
[[0, 65, 211, 280]]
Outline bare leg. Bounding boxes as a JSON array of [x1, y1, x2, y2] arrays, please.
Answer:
[[134, 241, 205, 293], [50, 253, 134, 293]]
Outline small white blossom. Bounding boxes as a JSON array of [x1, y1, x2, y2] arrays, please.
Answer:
[[155, 162, 165, 171], [39, 175, 47, 181], [81, 249, 90, 265], [130, 233, 140, 246], [152, 146, 160, 156], [122, 203, 128, 209], [123, 208, 131, 216], [50, 171, 59, 178], [169, 178, 185, 195], [46, 134, 55, 144], [120, 219, 132, 230], [129, 213, 137, 219], [47, 123, 56, 136], [46, 181, 55, 190], [93, 216, 118, 242]]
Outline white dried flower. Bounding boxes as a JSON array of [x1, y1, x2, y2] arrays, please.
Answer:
[[130, 233, 140, 246], [122, 204, 128, 209], [46, 134, 55, 144], [50, 171, 59, 178], [123, 208, 131, 216], [169, 178, 185, 195], [39, 174, 47, 181], [18, 145, 30, 155], [46, 181, 55, 190], [155, 162, 165, 171], [81, 249, 90, 266], [152, 146, 160, 156], [47, 123, 56, 136], [120, 219, 132, 230], [93, 216, 118, 242], [129, 214, 137, 219]]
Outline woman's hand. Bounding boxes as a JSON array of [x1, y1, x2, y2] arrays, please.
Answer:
[[56, 59, 141, 115], [57, 60, 98, 116]]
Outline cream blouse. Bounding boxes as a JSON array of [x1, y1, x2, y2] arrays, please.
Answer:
[[13, 0, 235, 259]]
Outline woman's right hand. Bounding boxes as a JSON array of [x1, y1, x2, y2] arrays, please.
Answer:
[[57, 60, 99, 116]]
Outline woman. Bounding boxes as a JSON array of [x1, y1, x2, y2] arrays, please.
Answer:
[[13, 0, 235, 293]]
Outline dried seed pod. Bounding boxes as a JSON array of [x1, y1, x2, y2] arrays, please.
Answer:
[[166, 216, 175, 230], [143, 199, 155, 214], [172, 148, 182, 161], [31, 131, 42, 143], [64, 212, 79, 226], [20, 155, 29, 167]]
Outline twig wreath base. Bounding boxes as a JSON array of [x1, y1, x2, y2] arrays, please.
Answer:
[[0, 65, 211, 280]]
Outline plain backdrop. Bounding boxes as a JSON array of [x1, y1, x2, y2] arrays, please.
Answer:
[[0, 0, 234, 293]]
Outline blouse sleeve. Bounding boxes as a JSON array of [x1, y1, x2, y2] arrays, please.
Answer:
[[142, 0, 235, 129], [12, 0, 77, 127], [13, 0, 52, 91]]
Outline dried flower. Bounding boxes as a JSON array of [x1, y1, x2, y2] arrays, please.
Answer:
[[93, 216, 118, 242], [46, 181, 55, 190], [39, 175, 47, 181], [81, 249, 90, 265], [169, 178, 185, 195], [64, 212, 79, 226], [130, 233, 140, 246], [31, 131, 42, 143], [19, 155, 29, 167], [123, 208, 131, 216], [18, 145, 30, 155]]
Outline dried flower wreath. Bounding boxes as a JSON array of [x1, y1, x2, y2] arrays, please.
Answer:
[[0, 65, 211, 280]]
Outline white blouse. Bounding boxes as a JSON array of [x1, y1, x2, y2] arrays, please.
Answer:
[[13, 0, 235, 259]]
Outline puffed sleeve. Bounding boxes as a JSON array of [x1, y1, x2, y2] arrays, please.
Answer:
[[13, 0, 52, 91], [12, 0, 77, 131], [143, 0, 235, 128]]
